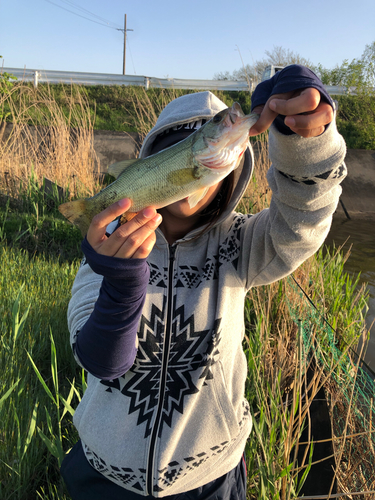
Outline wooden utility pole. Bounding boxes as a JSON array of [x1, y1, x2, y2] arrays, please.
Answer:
[[122, 14, 133, 75]]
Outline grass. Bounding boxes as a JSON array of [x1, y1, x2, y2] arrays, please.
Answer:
[[0, 244, 81, 499], [0, 80, 372, 499], [243, 250, 370, 499]]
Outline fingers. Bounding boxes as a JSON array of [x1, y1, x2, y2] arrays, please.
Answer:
[[249, 104, 277, 136], [249, 91, 296, 136], [249, 88, 333, 138], [87, 199, 162, 259], [284, 101, 333, 137], [109, 208, 162, 259], [269, 88, 321, 116], [87, 198, 132, 247], [132, 232, 157, 259]]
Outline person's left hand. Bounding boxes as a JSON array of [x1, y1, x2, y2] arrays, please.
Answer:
[[249, 87, 333, 138]]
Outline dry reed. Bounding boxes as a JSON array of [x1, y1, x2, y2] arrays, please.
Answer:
[[0, 81, 102, 200], [122, 86, 188, 156]]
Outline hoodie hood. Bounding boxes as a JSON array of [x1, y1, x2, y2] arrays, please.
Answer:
[[139, 91, 255, 236]]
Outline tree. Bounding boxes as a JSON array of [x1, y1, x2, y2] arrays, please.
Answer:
[[312, 40, 375, 90], [361, 41, 375, 86], [313, 41, 375, 150], [213, 45, 312, 84], [312, 59, 365, 88]]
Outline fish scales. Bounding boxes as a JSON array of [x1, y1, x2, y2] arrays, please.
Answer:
[[94, 135, 198, 213], [58, 104, 258, 235]]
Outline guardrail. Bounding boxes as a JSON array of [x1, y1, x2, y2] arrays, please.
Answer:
[[1, 67, 357, 95], [1, 67, 253, 92]]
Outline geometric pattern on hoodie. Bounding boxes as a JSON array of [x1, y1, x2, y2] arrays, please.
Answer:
[[101, 301, 222, 439], [100, 215, 249, 440], [83, 438, 231, 493], [95, 214, 253, 490], [84, 401, 251, 492], [149, 213, 251, 290], [278, 163, 346, 185]]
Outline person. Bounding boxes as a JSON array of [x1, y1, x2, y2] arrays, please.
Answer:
[[60, 65, 347, 499]]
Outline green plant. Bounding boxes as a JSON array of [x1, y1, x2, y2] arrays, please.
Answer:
[[0, 244, 81, 498], [27, 329, 86, 467], [312, 41, 375, 149]]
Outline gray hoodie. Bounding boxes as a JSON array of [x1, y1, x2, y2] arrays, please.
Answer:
[[67, 91, 347, 497]]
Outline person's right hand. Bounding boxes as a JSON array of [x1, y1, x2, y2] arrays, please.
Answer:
[[86, 198, 162, 259]]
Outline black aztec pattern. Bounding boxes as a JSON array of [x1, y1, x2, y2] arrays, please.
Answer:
[[148, 262, 168, 288], [154, 440, 230, 491], [84, 443, 146, 492], [84, 439, 231, 493], [149, 214, 250, 290], [218, 214, 250, 271], [278, 163, 346, 185], [101, 297, 222, 439]]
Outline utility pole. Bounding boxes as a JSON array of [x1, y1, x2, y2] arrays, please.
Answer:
[[121, 14, 133, 75]]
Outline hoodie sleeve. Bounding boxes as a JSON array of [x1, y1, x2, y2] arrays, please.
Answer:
[[67, 236, 149, 380], [236, 111, 347, 289]]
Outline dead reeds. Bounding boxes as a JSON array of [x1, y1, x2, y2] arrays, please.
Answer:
[[0, 80, 101, 201]]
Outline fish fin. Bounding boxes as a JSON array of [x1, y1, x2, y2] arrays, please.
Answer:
[[119, 212, 138, 225], [58, 199, 90, 236], [108, 159, 138, 179], [187, 187, 209, 208]]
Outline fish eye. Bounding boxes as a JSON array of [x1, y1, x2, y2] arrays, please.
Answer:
[[213, 113, 222, 123]]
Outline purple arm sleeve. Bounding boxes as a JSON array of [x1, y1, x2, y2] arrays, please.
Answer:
[[74, 237, 149, 380]]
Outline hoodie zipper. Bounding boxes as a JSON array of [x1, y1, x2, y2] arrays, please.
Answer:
[[146, 244, 176, 495]]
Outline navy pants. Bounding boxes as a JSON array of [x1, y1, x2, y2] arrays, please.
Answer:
[[61, 440, 247, 500]]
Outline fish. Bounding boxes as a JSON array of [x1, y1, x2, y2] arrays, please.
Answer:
[[58, 103, 258, 236]]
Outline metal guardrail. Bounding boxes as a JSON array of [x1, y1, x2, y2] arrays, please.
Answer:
[[1, 67, 359, 95], [1, 67, 252, 92]]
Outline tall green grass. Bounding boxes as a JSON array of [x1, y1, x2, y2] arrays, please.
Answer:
[[242, 246, 370, 499], [0, 244, 81, 499]]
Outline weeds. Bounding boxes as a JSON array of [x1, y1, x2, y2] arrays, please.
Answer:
[[0, 244, 81, 498]]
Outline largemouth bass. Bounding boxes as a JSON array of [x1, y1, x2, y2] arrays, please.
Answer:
[[58, 103, 258, 235]]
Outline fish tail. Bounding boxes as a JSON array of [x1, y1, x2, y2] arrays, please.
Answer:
[[58, 199, 91, 236]]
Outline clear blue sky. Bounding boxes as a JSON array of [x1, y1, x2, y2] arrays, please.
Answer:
[[1, 0, 374, 80]]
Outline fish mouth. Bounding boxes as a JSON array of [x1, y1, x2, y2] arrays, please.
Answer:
[[195, 105, 258, 170]]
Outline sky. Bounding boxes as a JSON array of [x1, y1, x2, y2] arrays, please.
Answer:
[[1, 0, 375, 81]]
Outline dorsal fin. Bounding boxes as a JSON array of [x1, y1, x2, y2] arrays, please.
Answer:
[[108, 159, 138, 179]]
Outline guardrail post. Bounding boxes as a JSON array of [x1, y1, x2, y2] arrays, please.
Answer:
[[34, 71, 39, 88], [144, 77, 150, 91]]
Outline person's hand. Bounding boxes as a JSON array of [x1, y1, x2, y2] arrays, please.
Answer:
[[249, 87, 333, 138], [87, 198, 162, 259]]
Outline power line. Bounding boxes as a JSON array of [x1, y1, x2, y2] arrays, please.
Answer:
[[58, 0, 122, 29], [43, 0, 120, 30], [43, 1, 135, 75]]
